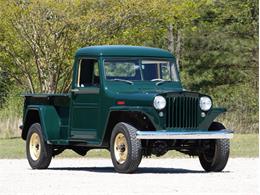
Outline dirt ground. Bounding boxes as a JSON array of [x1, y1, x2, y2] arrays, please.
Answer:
[[0, 158, 258, 195]]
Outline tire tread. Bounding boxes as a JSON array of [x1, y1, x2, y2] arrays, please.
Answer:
[[199, 122, 230, 172], [26, 123, 52, 169], [110, 122, 142, 173]]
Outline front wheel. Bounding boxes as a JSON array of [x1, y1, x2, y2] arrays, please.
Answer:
[[26, 123, 52, 169], [110, 122, 142, 173], [199, 122, 230, 172]]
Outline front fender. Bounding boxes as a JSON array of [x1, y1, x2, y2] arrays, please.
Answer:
[[198, 107, 227, 129], [107, 106, 161, 130]]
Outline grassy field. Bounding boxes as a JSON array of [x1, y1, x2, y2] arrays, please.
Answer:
[[0, 134, 258, 159]]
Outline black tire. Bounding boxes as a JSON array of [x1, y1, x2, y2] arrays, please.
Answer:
[[26, 123, 52, 169], [110, 122, 142, 173], [199, 122, 230, 172]]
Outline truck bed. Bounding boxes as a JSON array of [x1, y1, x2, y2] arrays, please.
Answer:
[[24, 93, 71, 141], [24, 93, 70, 106]]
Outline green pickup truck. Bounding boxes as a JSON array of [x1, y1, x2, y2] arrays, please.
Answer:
[[21, 45, 233, 173]]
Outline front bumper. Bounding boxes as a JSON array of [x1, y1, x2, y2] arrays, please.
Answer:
[[136, 129, 234, 140]]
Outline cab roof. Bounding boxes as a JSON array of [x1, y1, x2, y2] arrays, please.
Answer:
[[75, 45, 174, 58]]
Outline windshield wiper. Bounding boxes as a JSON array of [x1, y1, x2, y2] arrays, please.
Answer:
[[155, 80, 172, 86], [151, 78, 165, 82], [150, 78, 171, 86], [112, 78, 133, 85]]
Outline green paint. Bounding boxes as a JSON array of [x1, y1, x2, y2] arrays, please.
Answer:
[[22, 45, 228, 148]]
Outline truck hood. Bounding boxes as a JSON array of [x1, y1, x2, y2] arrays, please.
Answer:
[[104, 81, 193, 107], [105, 80, 183, 93], [106, 90, 158, 107]]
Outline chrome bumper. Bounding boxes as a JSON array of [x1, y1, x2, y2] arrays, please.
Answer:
[[136, 129, 234, 140]]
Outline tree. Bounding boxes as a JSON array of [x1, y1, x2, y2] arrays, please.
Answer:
[[0, 68, 10, 107], [0, 0, 205, 92], [0, 0, 258, 134], [181, 0, 258, 132], [0, 0, 79, 93]]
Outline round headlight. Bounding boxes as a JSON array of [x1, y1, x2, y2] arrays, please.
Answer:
[[153, 96, 166, 110], [199, 96, 212, 111]]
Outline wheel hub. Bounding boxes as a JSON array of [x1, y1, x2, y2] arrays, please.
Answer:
[[29, 133, 41, 161], [114, 133, 128, 164], [118, 144, 126, 152]]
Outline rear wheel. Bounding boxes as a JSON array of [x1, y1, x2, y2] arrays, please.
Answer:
[[199, 122, 230, 172], [26, 123, 52, 169], [110, 122, 142, 173]]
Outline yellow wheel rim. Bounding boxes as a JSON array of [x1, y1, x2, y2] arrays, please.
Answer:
[[114, 133, 128, 164], [29, 133, 41, 161]]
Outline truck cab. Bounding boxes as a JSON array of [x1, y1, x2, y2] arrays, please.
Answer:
[[21, 45, 233, 173]]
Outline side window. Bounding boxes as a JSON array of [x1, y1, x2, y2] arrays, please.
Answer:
[[77, 59, 99, 87]]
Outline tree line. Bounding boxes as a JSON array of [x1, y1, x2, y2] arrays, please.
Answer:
[[0, 0, 258, 133]]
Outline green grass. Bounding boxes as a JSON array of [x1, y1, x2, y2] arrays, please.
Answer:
[[0, 138, 111, 159], [229, 134, 259, 157], [0, 134, 258, 159]]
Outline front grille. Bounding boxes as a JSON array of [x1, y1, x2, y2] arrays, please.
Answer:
[[166, 96, 199, 128]]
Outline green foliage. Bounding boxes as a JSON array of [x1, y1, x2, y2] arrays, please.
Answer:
[[181, 0, 258, 133], [0, 86, 23, 138], [0, 70, 9, 107], [0, 0, 258, 136], [0, 0, 78, 93]]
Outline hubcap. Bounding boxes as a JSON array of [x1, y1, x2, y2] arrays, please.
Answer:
[[114, 133, 128, 164], [29, 133, 41, 161]]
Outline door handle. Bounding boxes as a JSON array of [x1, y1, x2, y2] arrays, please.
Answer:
[[71, 88, 79, 92]]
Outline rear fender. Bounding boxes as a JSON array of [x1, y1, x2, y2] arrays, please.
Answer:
[[22, 105, 60, 142]]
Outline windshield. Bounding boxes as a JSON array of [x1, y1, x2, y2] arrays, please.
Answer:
[[104, 59, 179, 82]]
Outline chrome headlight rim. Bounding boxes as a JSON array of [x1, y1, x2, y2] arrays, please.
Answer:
[[199, 96, 212, 111], [153, 96, 166, 110]]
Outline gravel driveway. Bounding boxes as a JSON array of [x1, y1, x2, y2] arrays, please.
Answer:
[[0, 158, 258, 195]]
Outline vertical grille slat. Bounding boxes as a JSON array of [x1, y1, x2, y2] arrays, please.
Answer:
[[188, 97, 191, 128], [195, 98, 199, 127], [185, 97, 188, 127], [169, 97, 173, 127], [191, 98, 194, 127], [193, 98, 196, 127], [167, 97, 170, 127], [174, 97, 177, 127], [192, 99, 196, 127], [171, 97, 174, 127], [189, 97, 193, 128], [179, 97, 181, 127], [165, 95, 199, 129]]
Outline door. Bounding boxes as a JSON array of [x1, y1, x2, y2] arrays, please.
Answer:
[[70, 58, 100, 140]]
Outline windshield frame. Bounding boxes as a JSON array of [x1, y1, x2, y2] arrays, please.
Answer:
[[103, 57, 180, 82]]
